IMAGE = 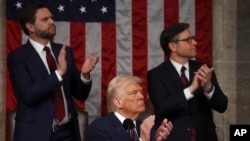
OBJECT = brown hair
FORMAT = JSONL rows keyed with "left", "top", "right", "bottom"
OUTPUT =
{"left": 19, "top": 3, "right": 47, "bottom": 35}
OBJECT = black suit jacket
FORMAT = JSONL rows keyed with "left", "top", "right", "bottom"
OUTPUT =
{"left": 7, "top": 40, "right": 92, "bottom": 141}
{"left": 147, "top": 60, "right": 228, "bottom": 141}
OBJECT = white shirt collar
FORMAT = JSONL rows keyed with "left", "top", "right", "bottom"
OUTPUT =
{"left": 29, "top": 38, "right": 52, "bottom": 54}
{"left": 114, "top": 112, "right": 136, "bottom": 126}
{"left": 170, "top": 59, "right": 189, "bottom": 76}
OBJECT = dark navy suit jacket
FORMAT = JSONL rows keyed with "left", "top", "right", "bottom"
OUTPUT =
{"left": 7, "top": 41, "right": 92, "bottom": 141}
{"left": 147, "top": 60, "right": 228, "bottom": 141}
{"left": 86, "top": 112, "right": 144, "bottom": 141}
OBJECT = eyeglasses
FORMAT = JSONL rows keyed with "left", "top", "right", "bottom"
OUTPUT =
{"left": 172, "top": 36, "right": 196, "bottom": 43}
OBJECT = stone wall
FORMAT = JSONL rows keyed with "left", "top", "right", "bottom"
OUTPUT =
{"left": 236, "top": 0, "right": 250, "bottom": 124}
{"left": 213, "top": 0, "right": 237, "bottom": 140}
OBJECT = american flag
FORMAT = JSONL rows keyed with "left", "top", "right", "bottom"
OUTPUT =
{"left": 6, "top": 0, "right": 212, "bottom": 125}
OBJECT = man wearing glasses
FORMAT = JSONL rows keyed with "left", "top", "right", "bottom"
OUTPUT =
{"left": 147, "top": 23, "right": 228, "bottom": 141}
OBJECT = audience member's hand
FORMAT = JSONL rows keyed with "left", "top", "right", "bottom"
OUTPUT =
{"left": 81, "top": 52, "right": 99, "bottom": 79}
{"left": 188, "top": 71, "right": 200, "bottom": 94}
{"left": 155, "top": 118, "right": 173, "bottom": 141}
{"left": 140, "top": 115, "right": 155, "bottom": 141}
{"left": 196, "top": 64, "right": 214, "bottom": 90}
{"left": 57, "top": 44, "right": 67, "bottom": 75}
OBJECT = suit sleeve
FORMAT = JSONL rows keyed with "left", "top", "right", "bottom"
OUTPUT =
{"left": 208, "top": 71, "right": 228, "bottom": 113}
{"left": 86, "top": 126, "right": 111, "bottom": 141}
{"left": 7, "top": 50, "right": 61, "bottom": 106}
{"left": 64, "top": 47, "right": 91, "bottom": 101}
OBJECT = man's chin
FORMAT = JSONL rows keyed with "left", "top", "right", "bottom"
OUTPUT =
{"left": 139, "top": 107, "right": 146, "bottom": 112}
{"left": 44, "top": 34, "right": 56, "bottom": 39}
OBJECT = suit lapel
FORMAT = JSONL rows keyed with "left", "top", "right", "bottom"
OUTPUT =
{"left": 50, "top": 43, "right": 61, "bottom": 63}
{"left": 109, "top": 113, "right": 133, "bottom": 141}
{"left": 25, "top": 41, "right": 49, "bottom": 77}
{"left": 163, "top": 60, "right": 184, "bottom": 88}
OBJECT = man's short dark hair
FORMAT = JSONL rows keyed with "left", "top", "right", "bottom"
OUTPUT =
{"left": 160, "top": 23, "right": 190, "bottom": 57}
{"left": 19, "top": 3, "right": 47, "bottom": 35}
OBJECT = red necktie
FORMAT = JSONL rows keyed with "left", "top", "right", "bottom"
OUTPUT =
{"left": 44, "top": 46, "right": 65, "bottom": 122}
{"left": 191, "top": 128, "right": 196, "bottom": 141}
{"left": 181, "top": 66, "right": 189, "bottom": 87}
{"left": 129, "top": 127, "right": 138, "bottom": 141}
{"left": 181, "top": 66, "right": 196, "bottom": 140}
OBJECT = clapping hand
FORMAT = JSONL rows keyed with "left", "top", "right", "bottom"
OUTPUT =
{"left": 81, "top": 52, "right": 99, "bottom": 79}
{"left": 155, "top": 118, "right": 173, "bottom": 141}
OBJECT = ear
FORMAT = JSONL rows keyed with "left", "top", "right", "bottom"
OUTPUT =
{"left": 168, "top": 42, "right": 177, "bottom": 52}
{"left": 113, "top": 98, "right": 123, "bottom": 109}
{"left": 26, "top": 22, "right": 35, "bottom": 33}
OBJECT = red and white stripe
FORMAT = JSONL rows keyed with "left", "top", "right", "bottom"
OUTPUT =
{"left": 6, "top": 0, "right": 212, "bottom": 123}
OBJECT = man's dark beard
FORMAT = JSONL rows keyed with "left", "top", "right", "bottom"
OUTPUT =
{"left": 36, "top": 29, "right": 56, "bottom": 39}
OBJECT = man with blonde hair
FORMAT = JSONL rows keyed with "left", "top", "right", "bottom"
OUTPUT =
{"left": 86, "top": 75, "right": 173, "bottom": 141}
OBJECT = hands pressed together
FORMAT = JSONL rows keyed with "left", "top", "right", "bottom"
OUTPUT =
{"left": 189, "top": 64, "right": 215, "bottom": 93}
{"left": 57, "top": 44, "right": 99, "bottom": 78}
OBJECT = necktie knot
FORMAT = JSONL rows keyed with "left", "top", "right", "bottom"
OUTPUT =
{"left": 181, "top": 66, "right": 186, "bottom": 73}
{"left": 44, "top": 46, "right": 50, "bottom": 52}
{"left": 44, "top": 46, "right": 57, "bottom": 72}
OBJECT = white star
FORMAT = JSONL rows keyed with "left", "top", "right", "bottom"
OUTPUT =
{"left": 15, "top": 1, "right": 22, "bottom": 9}
{"left": 57, "top": 4, "right": 65, "bottom": 12}
{"left": 100, "top": 6, "right": 108, "bottom": 14}
{"left": 79, "top": 6, "right": 86, "bottom": 13}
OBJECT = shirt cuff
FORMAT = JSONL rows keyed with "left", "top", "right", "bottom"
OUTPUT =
{"left": 55, "top": 70, "right": 63, "bottom": 82}
{"left": 80, "top": 74, "right": 91, "bottom": 84}
{"left": 184, "top": 88, "right": 194, "bottom": 100}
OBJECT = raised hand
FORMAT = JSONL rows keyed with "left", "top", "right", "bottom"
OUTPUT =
{"left": 57, "top": 44, "right": 67, "bottom": 76}
{"left": 188, "top": 64, "right": 214, "bottom": 94}
{"left": 188, "top": 71, "right": 200, "bottom": 94}
{"left": 140, "top": 115, "right": 155, "bottom": 141}
{"left": 155, "top": 118, "right": 173, "bottom": 141}
{"left": 81, "top": 52, "right": 99, "bottom": 79}
{"left": 196, "top": 64, "right": 214, "bottom": 90}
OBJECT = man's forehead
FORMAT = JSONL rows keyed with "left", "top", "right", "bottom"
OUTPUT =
{"left": 35, "top": 8, "right": 52, "bottom": 17}
{"left": 125, "top": 83, "right": 141, "bottom": 89}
